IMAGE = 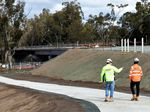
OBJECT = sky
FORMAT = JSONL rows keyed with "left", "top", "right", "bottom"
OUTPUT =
{"left": 23, "top": 0, "right": 143, "bottom": 20}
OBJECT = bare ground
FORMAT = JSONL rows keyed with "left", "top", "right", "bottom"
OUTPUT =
{"left": 0, "top": 73, "right": 102, "bottom": 112}
{"left": 0, "top": 83, "right": 85, "bottom": 112}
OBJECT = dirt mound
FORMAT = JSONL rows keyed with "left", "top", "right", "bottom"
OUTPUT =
{"left": 32, "top": 49, "right": 150, "bottom": 91}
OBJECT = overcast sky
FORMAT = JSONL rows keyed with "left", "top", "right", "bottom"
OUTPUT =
{"left": 24, "top": 0, "right": 144, "bottom": 20}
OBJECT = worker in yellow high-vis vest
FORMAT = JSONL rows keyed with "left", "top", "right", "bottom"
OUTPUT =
{"left": 100, "top": 58, "right": 123, "bottom": 102}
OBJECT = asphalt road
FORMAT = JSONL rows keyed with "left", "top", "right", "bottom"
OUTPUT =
{"left": 0, "top": 76, "right": 149, "bottom": 112}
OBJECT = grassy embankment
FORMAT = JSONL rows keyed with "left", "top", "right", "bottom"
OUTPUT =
{"left": 32, "top": 49, "right": 150, "bottom": 91}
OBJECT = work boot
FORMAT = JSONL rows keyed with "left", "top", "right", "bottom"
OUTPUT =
{"left": 104, "top": 97, "right": 109, "bottom": 102}
{"left": 131, "top": 94, "right": 136, "bottom": 101}
{"left": 135, "top": 96, "right": 139, "bottom": 101}
{"left": 109, "top": 97, "right": 114, "bottom": 102}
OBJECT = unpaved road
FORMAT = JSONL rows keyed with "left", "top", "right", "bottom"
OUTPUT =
{"left": 0, "top": 76, "right": 149, "bottom": 112}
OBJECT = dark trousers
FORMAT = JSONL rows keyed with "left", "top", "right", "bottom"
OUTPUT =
{"left": 130, "top": 81, "right": 140, "bottom": 96}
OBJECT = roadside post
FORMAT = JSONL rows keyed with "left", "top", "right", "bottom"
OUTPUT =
{"left": 124, "top": 39, "right": 126, "bottom": 52}
{"left": 127, "top": 38, "right": 129, "bottom": 52}
{"left": 121, "top": 39, "right": 123, "bottom": 52}
{"left": 134, "top": 38, "right": 136, "bottom": 52}
{"left": 142, "top": 38, "right": 144, "bottom": 53}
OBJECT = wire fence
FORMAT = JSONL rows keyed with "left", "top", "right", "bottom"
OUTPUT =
{"left": 1, "top": 62, "right": 42, "bottom": 70}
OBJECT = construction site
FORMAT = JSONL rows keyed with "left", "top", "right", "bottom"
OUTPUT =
{"left": 0, "top": 49, "right": 150, "bottom": 112}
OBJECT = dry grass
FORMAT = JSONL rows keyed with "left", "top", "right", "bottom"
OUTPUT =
{"left": 32, "top": 49, "right": 150, "bottom": 91}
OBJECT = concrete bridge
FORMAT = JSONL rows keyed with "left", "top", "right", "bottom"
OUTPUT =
{"left": 13, "top": 47, "right": 70, "bottom": 62}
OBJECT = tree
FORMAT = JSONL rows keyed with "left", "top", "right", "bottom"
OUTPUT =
{"left": 20, "top": 0, "right": 84, "bottom": 46}
{"left": 61, "top": 0, "right": 84, "bottom": 43}
{"left": 120, "top": 1, "right": 150, "bottom": 43}
{"left": 0, "top": 0, "right": 25, "bottom": 68}
{"left": 107, "top": 3, "right": 128, "bottom": 44}
{"left": 19, "top": 9, "right": 56, "bottom": 46}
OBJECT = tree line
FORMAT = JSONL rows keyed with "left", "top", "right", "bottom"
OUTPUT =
{"left": 0, "top": 0, "right": 150, "bottom": 65}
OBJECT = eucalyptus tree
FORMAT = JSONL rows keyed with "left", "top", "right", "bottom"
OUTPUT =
{"left": 21, "top": 0, "right": 84, "bottom": 46}
{"left": 120, "top": 1, "right": 150, "bottom": 43}
{"left": 61, "top": 0, "right": 84, "bottom": 43}
{"left": 53, "top": 11, "right": 66, "bottom": 45}
{"left": 96, "top": 13, "right": 110, "bottom": 43}
{"left": 19, "top": 9, "right": 56, "bottom": 46}
{"left": 0, "top": 0, "right": 25, "bottom": 67}
{"left": 138, "top": 0, "right": 150, "bottom": 43}
{"left": 33, "top": 9, "right": 54, "bottom": 45}
{"left": 80, "top": 22, "right": 96, "bottom": 43}
{"left": 107, "top": 3, "right": 128, "bottom": 44}
{"left": 81, "top": 15, "right": 97, "bottom": 43}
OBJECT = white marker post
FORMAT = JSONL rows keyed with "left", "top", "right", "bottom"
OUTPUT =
{"left": 121, "top": 39, "right": 123, "bottom": 52}
{"left": 124, "top": 39, "right": 126, "bottom": 52}
{"left": 142, "top": 38, "right": 144, "bottom": 53}
{"left": 134, "top": 38, "right": 136, "bottom": 52}
{"left": 127, "top": 38, "right": 129, "bottom": 52}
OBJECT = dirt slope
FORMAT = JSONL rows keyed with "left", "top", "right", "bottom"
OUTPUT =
{"left": 32, "top": 49, "right": 150, "bottom": 91}
{"left": 0, "top": 84, "right": 87, "bottom": 112}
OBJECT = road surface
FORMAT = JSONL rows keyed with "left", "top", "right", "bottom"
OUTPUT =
{"left": 0, "top": 76, "right": 149, "bottom": 112}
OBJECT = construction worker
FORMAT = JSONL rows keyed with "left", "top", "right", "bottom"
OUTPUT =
{"left": 100, "top": 58, "right": 123, "bottom": 102}
{"left": 129, "top": 58, "right": 143, "bottom": 101}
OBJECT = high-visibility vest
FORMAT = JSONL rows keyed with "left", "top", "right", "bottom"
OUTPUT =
{"left": 101, "top": 64, "right": 123, "bottom": 82}
{"left": 129, "top": 64, "right": 143, "bottom": 82}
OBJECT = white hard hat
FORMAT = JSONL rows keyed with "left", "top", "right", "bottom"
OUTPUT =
{"left": 134, "top": 58, "right": 139, "bottom": 62}
{"left": 106, "top": 58, "right": 112, "bottom": 63}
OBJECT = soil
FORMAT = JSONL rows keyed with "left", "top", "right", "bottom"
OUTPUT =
{"left": 0, "top": 73, "right": 101, "bottom": 112}
{"left": 0, "top": 84, "right": 87, "bottom": 112}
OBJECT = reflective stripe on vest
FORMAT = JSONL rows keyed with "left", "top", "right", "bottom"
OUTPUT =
{"left": 130, "top": 74, "right": 142, "bottom": 76}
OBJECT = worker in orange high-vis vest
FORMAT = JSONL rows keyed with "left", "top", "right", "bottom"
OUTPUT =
{"left": 129, "top": 58, "right": 143, "bottom": 101}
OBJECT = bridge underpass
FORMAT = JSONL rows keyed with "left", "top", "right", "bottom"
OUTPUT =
{"left": 13, "top": 47, "right": 68, "bottom": 62}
